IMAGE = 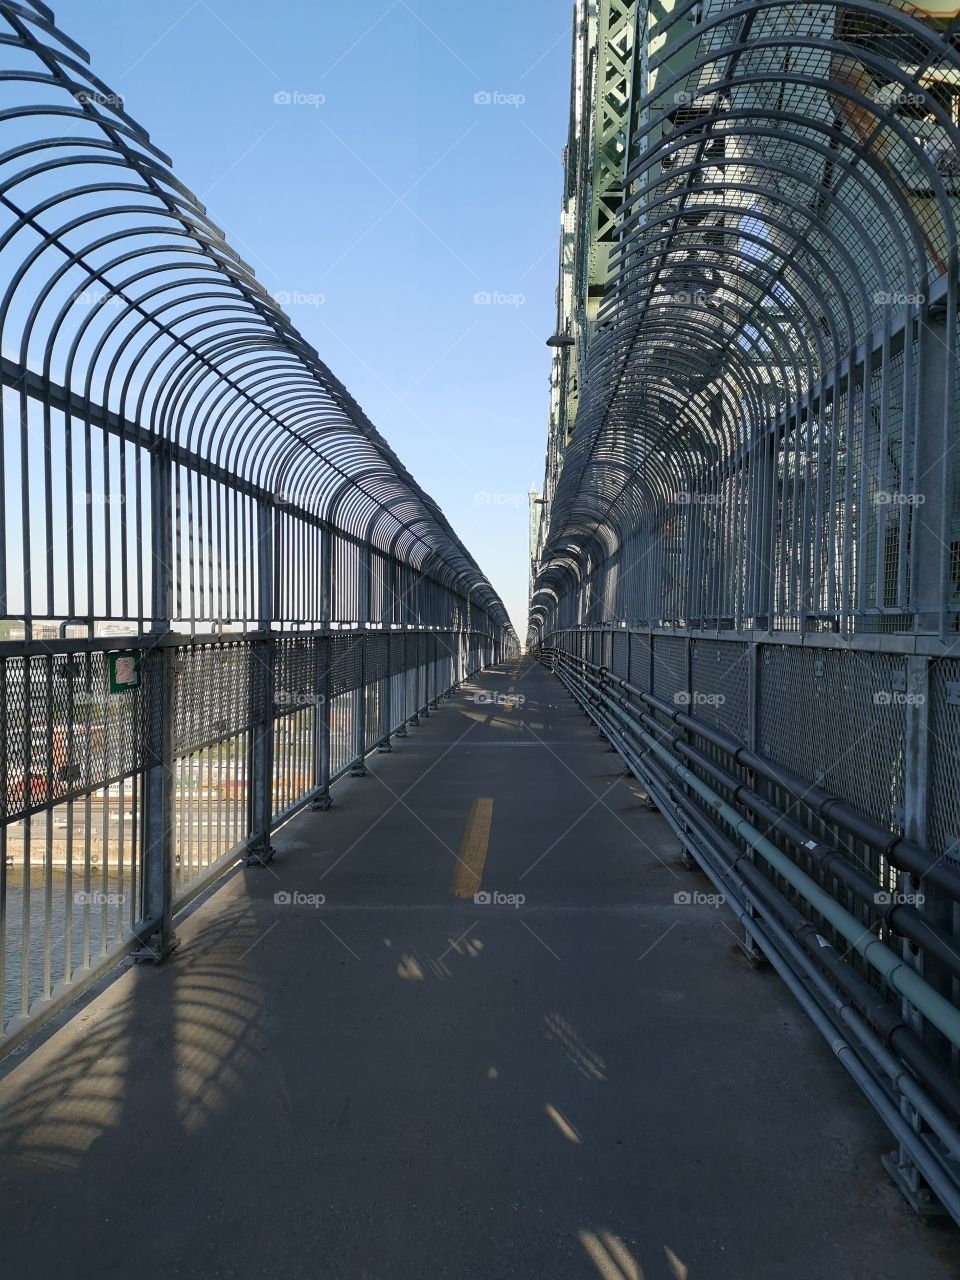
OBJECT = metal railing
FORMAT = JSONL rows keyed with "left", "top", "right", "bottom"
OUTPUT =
{"left": 540, "top": 629, "right": 960, "bottom": 1220}
{"left": 532, "top": 1, "right": 960, "bottom": 640}
{"left": 531, "top": 0, "right": 960, "bottom": 1220}
{"left": 0, "top": 2, "right": 517, "bottom": 1055}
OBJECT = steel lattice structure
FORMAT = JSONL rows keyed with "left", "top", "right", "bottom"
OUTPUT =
{"left": 0, "top": 0, "right": 516, "bottom": 1055}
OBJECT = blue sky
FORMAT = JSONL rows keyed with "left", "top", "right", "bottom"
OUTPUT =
{"left": 58, "top": 0, "right": 570, "bottom": 635}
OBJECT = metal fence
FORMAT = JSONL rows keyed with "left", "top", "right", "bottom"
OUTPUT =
{"left": 531, "top": 0, "right": 960, "bottom": 1222}
{"left": 0, "top": 3, "right": 516, "bottom": 1055}
{"left": 532, "top": 0, "right": 960, "bottom": 641}
{"left": 541, "top": 627, "right": 960, "bottom": 1218}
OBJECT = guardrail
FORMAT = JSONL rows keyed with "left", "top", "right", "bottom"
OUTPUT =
{"left": 539, "top": 628, "right": 960, "bottom": 1223}
{"left": 0, "top": 3, "right": 517, "bottom": 1056}
{"left": 528, "top": 0, "right": 960, "bottom": 1219}
{"left": 0, "top": 628, "right": 497, "bottom": 1056}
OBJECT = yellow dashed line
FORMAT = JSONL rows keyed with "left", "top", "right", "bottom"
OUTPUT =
{"left": 449, "top": 798, "right": 494, "bottom": 899}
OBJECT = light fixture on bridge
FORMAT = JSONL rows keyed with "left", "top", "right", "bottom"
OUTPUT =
{"left": 546, "top": 334, "right": 575, "bottom": 347}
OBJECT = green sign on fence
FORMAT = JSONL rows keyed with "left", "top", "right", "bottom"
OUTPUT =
{"left": 108, "top": 650, "right": 142, "bottom": 693}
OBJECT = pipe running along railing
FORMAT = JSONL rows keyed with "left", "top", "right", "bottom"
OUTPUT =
{"left": 0, "top": 0, "right": 518, "bottom": 1056}
{"left": 543, "top": 638, "right": 960, "bottom": 1221}
{"left": 530, "top": 0, "right": 960, "bottom": 1220}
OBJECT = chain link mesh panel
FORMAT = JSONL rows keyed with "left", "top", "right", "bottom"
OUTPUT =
{"left": 364, "top": 634, "right": 390, "bottom": 684}
{"left": 609, "top": 632, "right": 629, "bottom": 679}
{"left": 388, "top": 633, "right": 405, "bottom": 677}
{"left": 690, "top": 640, "right": 750, "bottom": 739}
{"left": 2, "top": 651, "right": 147, "bottom": 821}
{"left": 628, "top": 633, "right": 651, "bottom": 691}
{"left": 173, "top": 643, "right": 259, "bottom": 757}
{"left": 651, "top": 635, "right": 688, "bottom": 704}
{"left": 328, "top": 635, "right": 363, "bottom": 697}
{"left": 928, "top": 658, "right": 960, "bottom": 861}
{"left": 274, "top": 636, "right": 320, "bottom": 712}
{"left": 758, "top": 646, "right": 906, "bottom": 829}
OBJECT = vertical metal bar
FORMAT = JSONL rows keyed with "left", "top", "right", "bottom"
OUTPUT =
{"left": 136, "top": 442, "right": 178, "bottom": 961}
{"left": 97, "top": 783, "right": 107, "bottom": 954}
{"left": 138, "top": 645, "right": 178, "bottom": 961}
{"left": 378, "top": 632, "right": 393, "bottom": 752}
{"left": 246, "top": 499, "right": 276, "bottom": 864}
{"left": 747, "top": 642, "right": 760, "bottom": 754}
{"left": 205, "top": 685, "right": 215, "bottom": 866}
{"left": 240, "top": 490, "right": 250, "bottom": 629}
{"left": 395, "top": 629, "right": 409, "bottom": 739}
{"left": 420, "top": 630, "right": 431, "bottom": 718}
{"left": 872, "top": 324, "right": 893, "bottom": 612}
{"left": 313, "top": 528, "right": 333, "bottom": 809}
{"left": 42, "top": 657, "right": 52, "bottom": 999}
{"left": 102, "top": 420, "right": 113, "bottom": 620}
{"left": 63, "top": 792, "right": 73, "bottom": 985}
{"left": 912, "top": 311, "right": 952, "bottom": 635}
{"left": 410, "top": 631, "right": 422, "bottom": 726}
{"left": 809, "top": 389, "right": 828, "bottom": 623}
{"left": 351, "top": 634, "right": 368, "bottom": 776}
{"left": 748, "top": 435, "right": 776, "bottom": 629}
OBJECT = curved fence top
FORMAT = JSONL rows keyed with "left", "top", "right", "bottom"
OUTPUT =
{"left": 532, "top": 0, "right": 960, "bottom": 641}
{"left": 0, "top": 0, "right": 514, "bottom": 640}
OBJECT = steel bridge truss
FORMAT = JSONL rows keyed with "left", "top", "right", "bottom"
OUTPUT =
{"left": 0, "top": 1, "right": 517, "bottom": 1055}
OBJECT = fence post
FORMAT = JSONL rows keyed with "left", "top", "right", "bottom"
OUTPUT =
{"left": 738, "top": 637, "right": 765, "bottom": 963}
{"left": 312, "top": 634, "right": 333, "bottom": 809}
{"left": 417, "top": 631, "right": 429, "bottom": 719}
{"left": 747, "top": 642, "right": 761, "bottom": 753}
{"left": 350, "top": 633, "right": 368, "bottom": 776}
{"left": 357, "top": 543, "right": 371, "bottom": 625}
{"left": 378, "top": 632, "right": 393, "bottom": 751}
{"left": 912, "top": 311, "right": 952, "bottom": 637}
{"left": 246, "top": 499, "right": 276, "bottom": 864}
{"left": 444, "top": 631, "right": 454, "bottom": 697}
{"left": 430, "top": 633, "right": 440, "bottom": 709}
{"left": 136, "top": 443, "right": 179, "bottom": 961}
{"left": 312, "top": 526, "right": 333, "bottom": 809}
{"left": 395, "top": 631, "right": 409, "bottom": 738}
{"left": 353, "top": 546, "right": 371, "bottom": 771}
{"left": 747, "top": 435, "right": 776, "bottom": 628}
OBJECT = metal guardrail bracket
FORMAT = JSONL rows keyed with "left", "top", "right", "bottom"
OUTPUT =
{"left": 243, "top": 846, "right": 277, "bottom": 867}
{"left": 737, "top": 934, "right": 768, "bottom": 970}
{"left": 881, "top": 1152, "right": 950, "bottom": 1220}
{"left": 131, "top": 932, "right": 180, "bottom": 965}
